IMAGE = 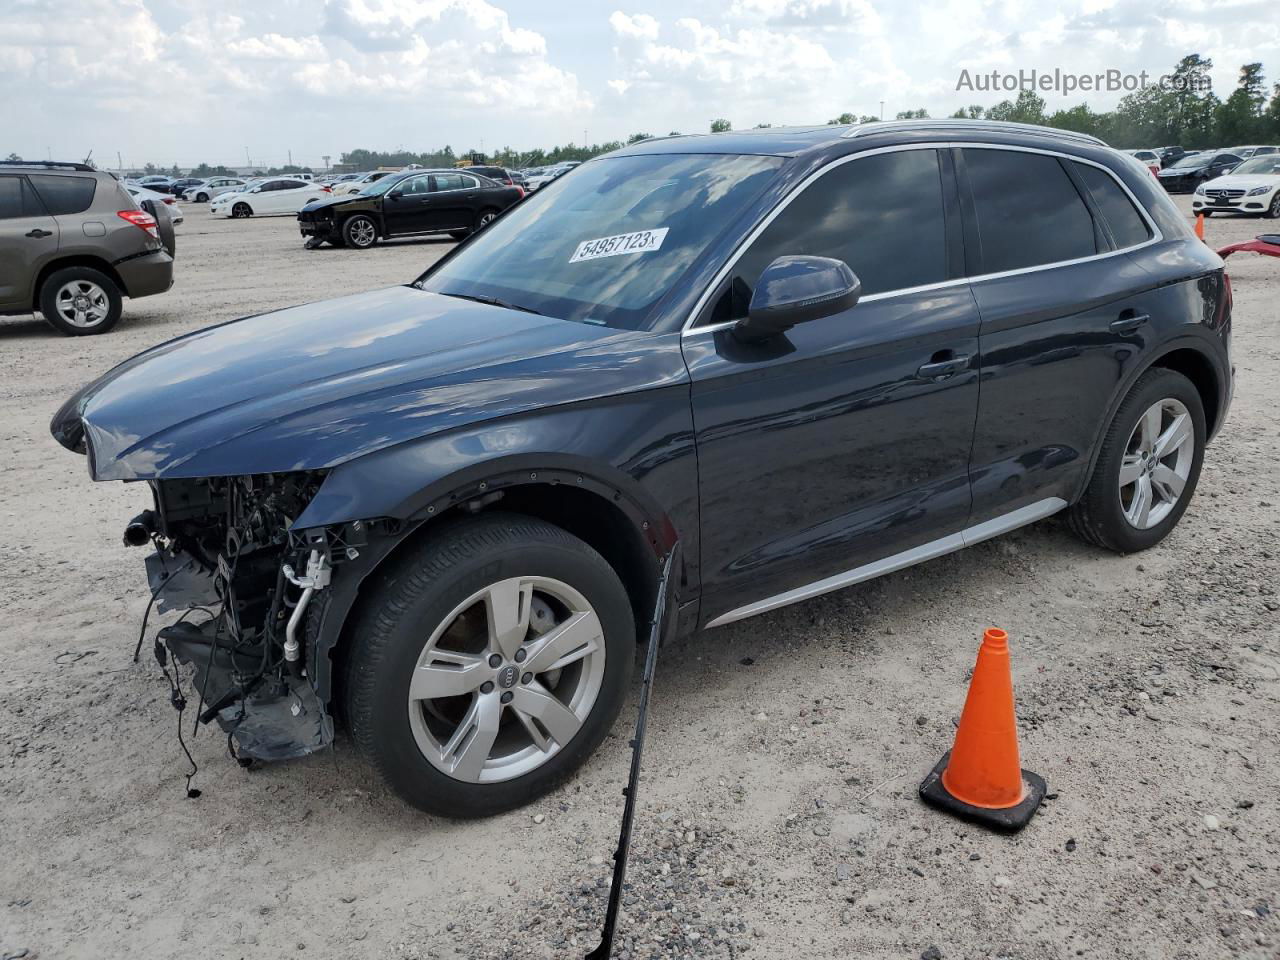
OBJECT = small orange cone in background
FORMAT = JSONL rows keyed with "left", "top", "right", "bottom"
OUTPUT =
{"left": 919, "top": 628, "right": 1046, "bottom": 832}
{"left": 1194, "top": 213, "right": 1206, "bottom": 241}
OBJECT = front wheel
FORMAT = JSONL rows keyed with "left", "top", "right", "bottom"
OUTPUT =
{"left": 1066, "top": 368, "right": 1205, "bottom": 553}
{"left": 232, "top": 202, "right": 252, "bottom": 218}
{"left": 342, "top": 215, "right": 378, "bottom": 249}
{"left": 344, "top": 513, "right": 635, "bottom": 817}
{"left": 196, "top": 192, "right": 209, "bottom": 203}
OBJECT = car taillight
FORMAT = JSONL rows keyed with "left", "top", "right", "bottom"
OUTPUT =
{"left": 163, "top": 197, "right": 175, "bottom": 204}
{"left": 516, "top": 186, "right": 526, "bottom": 198}
{"left": 118, "top": 209, "right": 159, "bottom": 238}
{"left": 322, "top": 185, "right": 332, "bottom": 192}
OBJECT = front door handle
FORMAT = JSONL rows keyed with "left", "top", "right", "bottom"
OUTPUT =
{"left": 26, "top": 228, "right": 53, "bottom": 239}
{"left": 1110, "top": 311, "right": 1150, "bottom": 334}
{"left": 916, "top": 352, "right": 972, "bottom": 381}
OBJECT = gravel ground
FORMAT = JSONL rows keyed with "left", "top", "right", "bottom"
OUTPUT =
{"left": 2, "top": 199, "right": 1277, "bottom": 960}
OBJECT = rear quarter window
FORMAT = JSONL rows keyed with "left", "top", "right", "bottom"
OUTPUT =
{"left": 1073, "top": 163, "right": 1152, "bottom": 250}
{"left": 28, "top": 175, "right": 97, "bottom": 216}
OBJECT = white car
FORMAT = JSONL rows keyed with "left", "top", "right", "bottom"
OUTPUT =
{"left": 1192, "top": 155, "right": 1280, "bottom": 218}
{"left": 331, "top": 170, "right": 398, "bottom": 195}
{"left": 525, "top": 162, "right": 580, "bottom": 191}
{"left": 181, "top": 177, "right": 248, "bottom": 202}
{"left": 209, "top": 177, "right": 330, "bottom": 219}
{"left": 124, "top": 184, "right": 184, "bottom": 224}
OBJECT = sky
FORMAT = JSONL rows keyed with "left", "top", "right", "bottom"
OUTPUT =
{"left": 2, "top": 0, "right": 1278, "bottom": 170}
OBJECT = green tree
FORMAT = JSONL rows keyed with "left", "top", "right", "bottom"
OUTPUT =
{"left": 1167, "top": 54, "right": 1218, "bottom": 145}
{"left": 895, "top": 108, "right": 929, "bottom": 120}
{"left": 709, "top": 118, "right": 732, "bottom": 133}
{"left": 1216, "top": 63, "right": 1267, "bottom": 144}
{"left": 626, "top": 132, "right": 653, "bottom": 144}
{"left": 1265, "top": 83, "right": 1280, "bottom": 140}
{"left": 950, "top": 105, "right": 985, "bottom": 119}
{"left": 4, "top": 152, "right": 20, "bottom": 161}
{"left": 827, "top": 111, "right": 857, "bottom": 125}
{"left": 986, "top": 90, "right": 1046, "bottom": 124}
{"left": 754, "top": 122, "right": 772, "bottom": 128}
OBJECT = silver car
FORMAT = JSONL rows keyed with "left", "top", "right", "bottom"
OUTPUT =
{"left": 181, "top": 177, "right": 248, "bottom": 203}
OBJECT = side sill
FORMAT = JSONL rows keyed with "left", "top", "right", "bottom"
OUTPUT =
{"left": 704, "top": 497, "right": 1068, "bottom": 629}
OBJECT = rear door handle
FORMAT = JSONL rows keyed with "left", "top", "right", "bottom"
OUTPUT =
{"left": 26, "top": 228, "right": 53, "bottom": 239}
{"left": 916, "top": 352, "right": 972, "bottom": 381}
{"left": 1110, "top": 312, "right": 1150, "bottom": 334}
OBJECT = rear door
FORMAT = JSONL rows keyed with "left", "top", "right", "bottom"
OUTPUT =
{"left": 959, "top": 146, "right": 1160, "bottom": 525}
{"left": 0, "top": 174, "right": 58, "bottom": 310}
{"left": 685, "top": 147, "right": 982, "bottom": 625}
{"left": 428, "top": 173, "right": 480, "bottom": 230}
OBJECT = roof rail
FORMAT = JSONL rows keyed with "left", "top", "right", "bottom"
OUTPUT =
{"left": 0, "top": 160, "right": 98, "bottom": 172}
{"left": 840, "top": 118, "right": 1107, "bottom": 147}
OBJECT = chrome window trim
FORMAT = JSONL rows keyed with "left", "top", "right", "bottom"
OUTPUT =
{"left": 680, "top": 141, "right": 1163, "bottom": 337}
{"left": 704, "top": 497, "right": 1068, "bottom": 628}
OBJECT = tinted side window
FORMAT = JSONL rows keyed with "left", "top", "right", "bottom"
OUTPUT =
{"left": 1073, "top": 163, "right": 1151, "bottom": 250}
{"left": 0, "top": 176, "right": 39, "bottom": 219}
{"left": 28, "top": 175, "right": 97, "bottom": 216}
{"left": 733, "top": 148, "right": 948, "bottom": 299}
{"left": 434, "top": 174, "right": 466, "bottom": 191}
{"left": 963, "top": 149, "right": 1096, "bottom": 273}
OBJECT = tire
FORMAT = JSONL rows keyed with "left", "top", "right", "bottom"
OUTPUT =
{"left": 232, "top": 202, "right": 252, "bottom": 218}
{"left": 196, "top": 192, "right": 209, "bottom": 203}
{"left": 1266, "top": 193, "right": 1280, "bottom": 219}
{"left": 342, "top": 214, "right": 378, "bottom": 249}
{"left": 475, "top": 208, "right": 499, "bottom": 232}
{"left": 1066, "top": 368, "right": 1205, "bottom": 553}
{"left": 344, "top": 513, "right": 635, "bottom": 817}
{"left": 39, "top": 266, "right": 123, "bottom": 336}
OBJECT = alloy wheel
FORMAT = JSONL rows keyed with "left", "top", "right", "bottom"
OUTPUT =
{"left": 54, "top": 280, "right": 109, "bottom": 329}
{"left": 349, "top": 218, "right": 376, "bottom": 247}
{"left": 478, "top": 211, "right": 497, "bottom": 229}
{"left": 1269, "top": 193, "right": 1280, "bottom": 219}
{"left": 1118, "top": 397, "right": 1194, "bottom": 529}
{"left": 407, "top": 576, "right": 605, "bottom": 783}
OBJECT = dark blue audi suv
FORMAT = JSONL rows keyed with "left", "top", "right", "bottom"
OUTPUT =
{"left": 52, "top": 120, "right": 1233, "bottom": 817}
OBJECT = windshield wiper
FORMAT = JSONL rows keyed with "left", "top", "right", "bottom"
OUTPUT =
{"left": 441, "top": 292, "right": 544, "bottom": 316}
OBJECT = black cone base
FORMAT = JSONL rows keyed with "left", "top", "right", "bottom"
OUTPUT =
{"left": 919, "top": 750, "right": 1046, "bottom": 833}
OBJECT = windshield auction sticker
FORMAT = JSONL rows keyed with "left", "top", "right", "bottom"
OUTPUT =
{"left": 569, "top": 228, "right": 669, "bottom": 263}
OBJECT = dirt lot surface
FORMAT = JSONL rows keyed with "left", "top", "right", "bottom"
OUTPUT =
{"left": 2, "top": 199, "right": 1278, "bottom": 960}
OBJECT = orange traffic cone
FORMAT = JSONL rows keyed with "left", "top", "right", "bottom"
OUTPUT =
{"left": 919, "top": 628, "right": 1046, "bottom": 832}
{"left": 1194, "top": 213, "right": 1205, "bottom": 241}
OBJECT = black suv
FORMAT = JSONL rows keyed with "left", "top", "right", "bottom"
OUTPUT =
{"left": 297, "top": 168, "right": 523, "bottom": 248}
{"left": 1, "top": 162, "right": 175, "bottom": 335}
{"left": 53, "top": 122, "right": 1231, "bottom": 816}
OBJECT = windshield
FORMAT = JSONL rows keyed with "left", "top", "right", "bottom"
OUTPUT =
{"left": 1171, "top": 155, "right": 1208, "bottom": 169}
{"left": 417, "top": 153, "right": 782, "bottom": 329}
{"left": 361, "top": 174, "right": 404, "bottom": 196}
{"left": 1233, "top": 156, "right": 1280, "bottom": 176}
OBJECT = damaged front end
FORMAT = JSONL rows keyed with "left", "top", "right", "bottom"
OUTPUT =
{"left": 137, "top": 471, "right": 364, "bottom": 761}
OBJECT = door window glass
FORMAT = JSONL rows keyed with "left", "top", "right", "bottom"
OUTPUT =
{"left": 963, "top": 149, "right": 1096, "bottom": 273}
{"left": 730, "top": 148, "right": 948, "bottom": 303}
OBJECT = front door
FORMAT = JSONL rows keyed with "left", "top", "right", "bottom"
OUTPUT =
{"left": 684, "top": 147, "right": 982, "bottom": 626}
{"left": 0, "top": 174, "right": 58, "bottom": 310}
{"left": 382, "top": 174, "right": 436, "bottom": 236}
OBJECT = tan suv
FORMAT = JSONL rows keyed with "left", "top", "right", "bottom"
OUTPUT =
{"left": 0, "top": 161, "right": 175, "bottom": 335}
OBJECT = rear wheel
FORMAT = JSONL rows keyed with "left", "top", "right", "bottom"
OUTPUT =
{"left": 39, "top": 267, "right": 122, "bottom": 336}
{"left": 1067, "top": 368, "right": 1205, "bottom": 553}
{"left": 343, "top": 215, "right": 378, "bottom": 249}
{"left": 476, "top": 208, "right": 499, "bottom": 231}
{"left": 196, "top": 192, "right": 209, "bottom": 203}
{"left": 344, "top": 513, "right": 634, "bottom": 817}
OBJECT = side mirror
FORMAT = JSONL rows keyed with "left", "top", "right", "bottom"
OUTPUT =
{"left": 733, "top": 256, "right": 862, "bottom": 343}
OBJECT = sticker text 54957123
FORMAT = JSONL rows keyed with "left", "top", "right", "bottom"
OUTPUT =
{"left": 569, "top": 228, "right": 669, "bottom": 264}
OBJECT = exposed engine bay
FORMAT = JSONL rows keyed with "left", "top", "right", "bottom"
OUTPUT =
{"left": 133, "top": 471, "right": 365, "bottom": 763}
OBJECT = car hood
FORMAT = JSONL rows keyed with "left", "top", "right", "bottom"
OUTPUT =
{"left": 1202, "top": 174, "right": 1279, "bottom": 190}
{"left": 301, "top": 194, "right": 366, "bottom": 213}
{"left": 51, "top": 286, "right": 681, "bottom": 481}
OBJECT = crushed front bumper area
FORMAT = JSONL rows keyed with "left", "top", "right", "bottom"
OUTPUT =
{"left": 158, "top": 618, "right": 332, "bottom": 760}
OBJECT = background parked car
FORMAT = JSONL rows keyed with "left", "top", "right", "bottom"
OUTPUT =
{"left": 0, "top": 160, "right": 174, "bottom": 335}
{"left": 1124, "top": 149, "right": 1161, "bottom": 176}
{"left": 297, "top": 168, "right": 522, "bottom": 248}
{"left": 525, "top": 163, "right": 579, "bottom": 190}
{"left": 331, "top": 170, "right": 398, "bottom": 195}
{"left": 130, "top": 174, "right": 176, "bottom": 193}
{"left": 124, "top": 184, "right": 184, "bottom": 224}
{"left": 462, "top": 165, "right": 523, "bottom": 189}
{"left": 167, "top": 177, "right": 203, "bottom": 197}
{"left": 1157, "top": 146, "right": 1187, "bottom": 168}
{"left": 1156, "top": 151, "right": 1242, "bottom": 193}
{"left": 210, "top": 177, "right": 329, "bottom": 218}
{"left": 180, "top": 177, "right": 248, "bottom": 202}
{"left": 1192, "top": 154, "right": 1280, "bottom": 218}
